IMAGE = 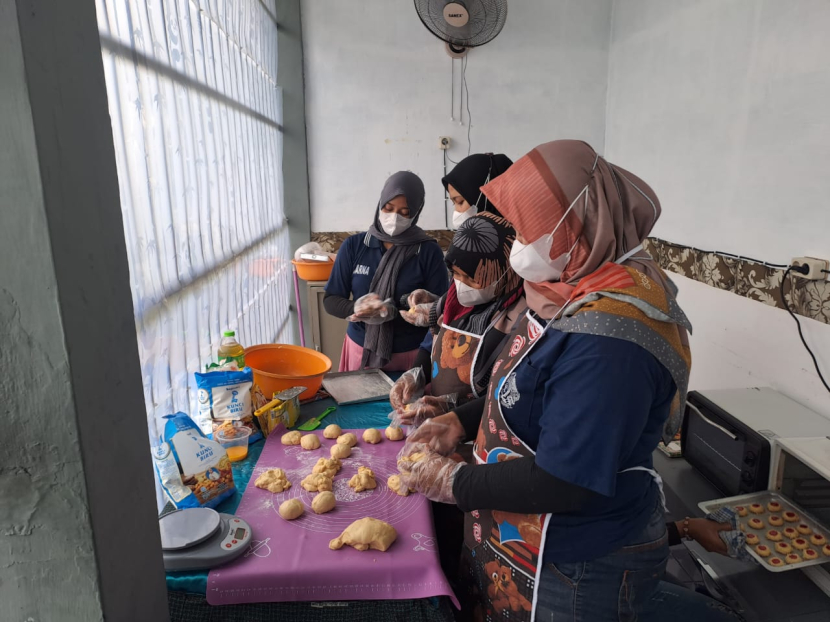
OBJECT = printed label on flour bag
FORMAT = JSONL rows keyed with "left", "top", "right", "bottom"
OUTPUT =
{"left": 195, "top": 367, "right": 261, "bottom": 443}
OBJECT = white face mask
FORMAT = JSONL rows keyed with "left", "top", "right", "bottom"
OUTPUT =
{"left": 508, "top": 184, "right": 589, "bottom": 283}
{"left": 455, "top": 279, "right": 497, "bottom": 307}
{"left": 379, "top": 211, "right": 412, "bottom": 237}
{"left": 452, "top": 206, "right": 477, "bottom": 229}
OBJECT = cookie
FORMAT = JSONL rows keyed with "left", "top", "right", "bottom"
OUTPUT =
{"left": 755, "top": 544, "right": 771, "bottom": 557}
{"left": 804, "top": 548, "right": 819, "bottom": 560}
{"left": 768, "top": 501, "right": 783, "bottom": 512}
{"left": 735, "top": 506, "right": 748, "bottom": 517}
{"left": 811, "top": 534, "right": 827, "bottom": 546}
{"left": 775, "top": 542, "right": 792, "bottom": 555}
{"left": 797, "top": 523, "right": 813, "bottom": 535}
{"left": 823, "top": 544, "right": 830, "bottom": 557}
{"left": 766, "top": 530, "right": 782, "bottom": 541}
{"left": 749, "top": 503, "right": 765, "bottom": 514}
{"left": 745, "top": 533, "right": 760, "bottom": 545}
{"left": 748, "top": 518, "right": 764, "bottom": 530}
{"left": 768, "top": 515, "right": 783, "bottom": 526}
{"left": 786, "top": 553, "right": 802, "bottom": 565}
{"left": 793, "top": 538, "right": 809, "bottom": 550}
{"left": 768, "top": 557, "right": 784, "bottom": 567}
{"left": 783, "top": 511, "right": 799, "bottom": 523}
{"left": 784, "top": 527, "right": 799, "bottom": 540}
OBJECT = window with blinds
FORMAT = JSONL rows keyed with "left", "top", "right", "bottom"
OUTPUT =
{"left": 95, "top": 0, "right": 291, "bottom": 470}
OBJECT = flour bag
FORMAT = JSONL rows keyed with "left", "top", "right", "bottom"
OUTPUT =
{"left": 153, "top": 412, "right": 236, "bottom": 509}
{"left": 195, "top": 367, "right": 261, "bottom": 443}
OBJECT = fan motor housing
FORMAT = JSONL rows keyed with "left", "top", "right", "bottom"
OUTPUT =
{"left": 443, "top": 2, "right": 470, "bottom": 27}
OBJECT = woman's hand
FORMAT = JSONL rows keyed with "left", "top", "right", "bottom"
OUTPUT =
{"left": 389, "top": 368, "right": 426, "bottom": 411}
{"left": 348, "top": 293, "right": 396, "bottom": 324}
{"left": 400, "top": 303, "right": 431, "bottom": 327}
{"left": 404, "top": 413, "right": 466, "bottom": 456}
{"left": 407, "top": 289, "right": 439, "bottom": 307}
{"left": 682, "top": 518, "right": 730, "bottom": 555}
{"left": 393, "top": 395, "right": 457, "bottom": 426}
{"left": 397, "top": 444, "right": 463, "bottom": 504}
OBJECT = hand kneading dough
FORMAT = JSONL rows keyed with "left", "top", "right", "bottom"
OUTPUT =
{"left": 387, "top": 474, "right": 411, "bottom": 497}
{"left": 312, "top": 491, "right": 336, "bottom": 514}
{"left": 323, "top": 424, "right": 342, "bottom": 439}
{"left": 301, "top": 472, "right": 333, "bottom": 492}
{"left": 330, "top": 443, "right": 351, "bottom": 459}
{"left": 279, "top": 498, "right": 304, "bottom": 520}
{"left": 336, "top": 432, "right": 358, "bottom": 448}
{"left": 254, "top": 468, "right": 291, "bottom": 493}
{"left": 281, "top": 430, "right": 302, "bottom": 445}
{"left": 363, "top": 428, "right": 382, "bottom": 444}
{"left": 329, "top": 517, "right": 397, "bottom": 552}
{"left": 348, "top": 466, "right": 377, "bottom": 492}
{"left": 385, "top": 426, "right": 404, "bottom": 441}
{"left": 300, "top": 434, "right": 321, "bottom": 450}
{"left": 398, "top": 452, "right": 426, "bottom": 474}
{"left": 312, "top": 457, "right": 341, "bottom": 478}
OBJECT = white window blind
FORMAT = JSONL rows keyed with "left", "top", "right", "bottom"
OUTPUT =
{"left": 96, "top": 0, "right": 291, "bottom": 464}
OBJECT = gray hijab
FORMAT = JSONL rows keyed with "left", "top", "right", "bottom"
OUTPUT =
{"left": 362, "top": 171, "right": 434, "bottom": 369}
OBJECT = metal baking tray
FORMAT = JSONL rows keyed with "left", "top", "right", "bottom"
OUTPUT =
{"left": 699, "top": 491, "right": 830, "bottom": 572}
{"left": 321, "top": 369, "right": 394, "bottom": 405}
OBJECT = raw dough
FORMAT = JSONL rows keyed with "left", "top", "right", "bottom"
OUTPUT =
{"left": 254, "top": 468, "right": 291, "bottom": 493}
{"left": 387, "top": 474, "right": 412, "bottom": 497}
{"left": 301, "top": 472, "right": 333, "bottom": 492}
{"left": 301, "top": 434, "right": 321, "bottom": 450}
{"left": 312, "top": 457, "right": 341, "bottom": 478}
{"left": 337, "top": 433, "right": 358, "bottom": 447}
{"left": 329, "top": 517, "right": 397, "bottom": 552}
{"left": 348, "top": 466, "right": 377, "bottom": 492}
{"left": 279, "top": 498, "right": 304, "bottom": 520}
{"left": 312, "top": 491, "right": 336, "bottom": 514}
{"left": 323, "top": 424, "right": 342, "bottom": 439}
{"left": 281, "top": 430, "right": 302, "bottom": 445}
{"left": 363, "top": 428, "right": 382, "bottom": 444}
{"left": 385, "top": 426, "right": 404, "bottom": 441}
{"left": 398, "top": 452, "right": 426, "bottom": 473}
{"left": 331, "top": 443, "right": 351, "bottom": 459}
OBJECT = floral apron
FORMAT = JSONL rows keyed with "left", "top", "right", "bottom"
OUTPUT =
{"left": 460, "top": 309, "right": 667, "bottom": 622}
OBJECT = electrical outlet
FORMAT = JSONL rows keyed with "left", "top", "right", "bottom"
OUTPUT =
{"left": 438, "top": 136, "right": 451, "bottom": 150}
{"left": 791, "top": 256, "right": 829, "bottom": 280}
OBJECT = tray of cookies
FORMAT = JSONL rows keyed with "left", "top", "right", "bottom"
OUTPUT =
{"left": 699, "top": 491, "right": 830, "bottom": 572}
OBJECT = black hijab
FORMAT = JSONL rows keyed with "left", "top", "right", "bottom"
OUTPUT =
{"left": 441, "top": 153, "right": 513, "bottom": 217}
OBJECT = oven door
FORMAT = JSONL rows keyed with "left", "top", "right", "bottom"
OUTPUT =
{"left": 681, "top": 392, "right": 771, "bottom": 496}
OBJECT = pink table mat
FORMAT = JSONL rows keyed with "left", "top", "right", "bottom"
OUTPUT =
{"left": 207, "top": 427, "right": 459, "bottom": 607}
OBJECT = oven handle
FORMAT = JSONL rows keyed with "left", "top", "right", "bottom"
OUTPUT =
{"left": 687, "top": 403, "right": 738, "bottom": 440}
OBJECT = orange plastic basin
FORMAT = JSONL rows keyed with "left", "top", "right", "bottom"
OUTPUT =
{"left": 291, "top": 258, "right": 334, "bottom": 282}
{"left": 245, "top": 344, "right": 332, "bottom": 402}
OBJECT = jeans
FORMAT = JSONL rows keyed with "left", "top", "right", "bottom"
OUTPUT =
{"left": 535, "top": 501, "right": 744, "bottom": 621}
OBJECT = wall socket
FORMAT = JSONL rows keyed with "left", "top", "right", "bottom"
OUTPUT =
{"left": 791, "top": 256, "right": 829, "bottom": 280}
{"left": 438, "top": 136, "right": 451, "bottom": 150}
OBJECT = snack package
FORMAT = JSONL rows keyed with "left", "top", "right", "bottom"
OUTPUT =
{"left": 195, "top": 367, "right": 261, "bottom": 443}
{"left": 153, "top": 412, "right": 236, "bottom": 509}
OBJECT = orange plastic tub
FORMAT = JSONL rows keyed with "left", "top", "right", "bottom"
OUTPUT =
{"left": 291, "top": 257, "right": 334, "bottom": 282}
{"left": 245, "top": 344, "right": 332, "bottom": 402}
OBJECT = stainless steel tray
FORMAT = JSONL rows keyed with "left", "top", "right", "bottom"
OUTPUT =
{"left": 699, "top": 491, "right": 830, "bottom": 572}
{"left": 321, "top": 369, "right": 394, "bottom": 405}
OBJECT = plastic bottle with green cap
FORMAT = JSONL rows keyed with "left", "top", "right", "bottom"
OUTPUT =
{"left": 217, "top": 330, "right": 246, "bottom": 369}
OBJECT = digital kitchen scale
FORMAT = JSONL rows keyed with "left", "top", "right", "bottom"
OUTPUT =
{"left": 159, "top": 507, "right": 252, "bottom": 572}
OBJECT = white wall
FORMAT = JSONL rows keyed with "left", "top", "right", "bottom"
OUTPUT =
{"left": 302, "top": 0, "right": 613, "bottom": 231}
{"left": 606, "top": 0, "right": 830, "bottom": 416}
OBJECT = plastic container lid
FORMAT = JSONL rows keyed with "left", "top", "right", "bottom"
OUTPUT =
{"left": 216, "top": 426, "right": 252, "bottom": 442}
{"left": 223, "top": 330, "right": 235, "bottom": 337}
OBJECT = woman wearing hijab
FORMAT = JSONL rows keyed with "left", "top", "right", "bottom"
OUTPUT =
{"left": 397, "top": 141, "right": 741, "bottom": 621}
{"left": 444, "top": 153, "right": 513, "bottom": 228}
{"left": 324, "top": 171, "right": 448, "bottom": 372}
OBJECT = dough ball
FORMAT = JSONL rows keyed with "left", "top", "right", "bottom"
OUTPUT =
{"left": 254, "top": 468, "right": 291, "bottom": 493}
{"left": 312, "top": 457, "right": 341, "bottom": 478}
{"left": 323, "top": 424, "right": 342, "bottom": 439}
{"left": 385, "top": 426, "right": 404, "bottom": 441}
{"left": 300, "top": 434, "right": 321, "bottom": 450}
{"left": 397, "top": 452, "right": 426, "bottom": 474}
{"left": 329, "top": 517, "right": 397, "bottom": 552}
{"left": 312, "top": 491, "right": 336, "bottom": 514}
{"left": 387, "top": 474, "right": 411, "bottom": 497}
{"left": 348, "top": 466, "right": 377, "bottom": 492}
{"left": 281, "top": 430, "right": 302, "bottom": 445}
{"left": 363, "top": 428, "right": 382, "bottom": 444}
{"left": 301, "top": 472, "right": 333, "bottom": 492}
{"left": 279, "top": 498, "right": 304, "bottom": 520}
{"left": 331, "top": 443, "right": 351, "bottom": 459}
{"left": 337, "top": 432, "right": 358, "bottom": 447}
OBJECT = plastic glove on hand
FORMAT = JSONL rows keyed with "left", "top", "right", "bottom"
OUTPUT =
{"left": 407, "top": 289, "right": 439, "bottom": 307}
{"left": 399, "top": 303, "right": 431, "bottom": 327}
{"left": 348, "top": 293, "right": 397, "bottom": 324}
{"left": 397, "top": 444, "right": 462, "bottom": 504}
{"left": 396, "top": 394, "right": 457, "bottom": 426}
{"left": 389, "top": 368, "right": 426, "bottom": 412}
{"left": 403, "top": 414, "right": 465, "bottom": 456}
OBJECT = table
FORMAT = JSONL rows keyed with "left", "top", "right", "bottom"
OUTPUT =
{"left": 656, "top": 451, "right": 830, "bottom": 622}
